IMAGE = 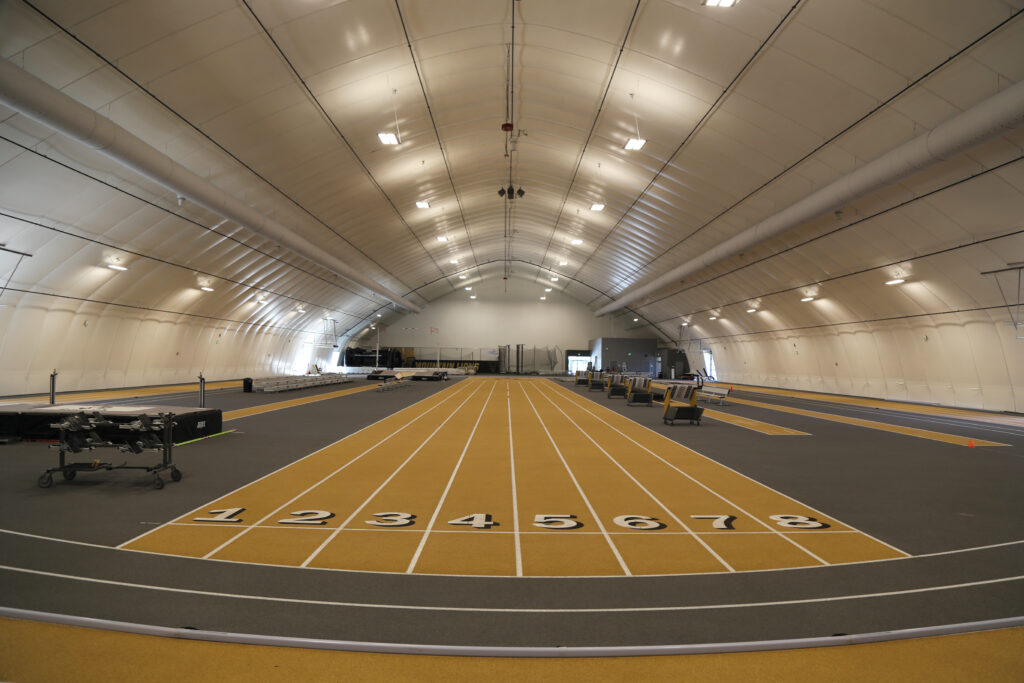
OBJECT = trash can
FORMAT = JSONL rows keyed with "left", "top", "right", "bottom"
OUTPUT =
{"left": 243, "top": 377, "right": 253, "bottom": 393}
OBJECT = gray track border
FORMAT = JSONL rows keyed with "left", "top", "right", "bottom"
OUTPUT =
{"left": 2, "top": 607, "right": 1019, "bottom": 657}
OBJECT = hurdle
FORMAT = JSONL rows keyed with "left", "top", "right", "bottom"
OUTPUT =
{"left": 574, "top": 371, "right": 588, "bottom": 386}
{"left": 587, "top": 371, "right": 605, "bottom": 391}
{"left": 662, "top": 385, "right": 704, "bottom": 425}
{"left": 625, "top": 377, "right": 654, "bottom": 406}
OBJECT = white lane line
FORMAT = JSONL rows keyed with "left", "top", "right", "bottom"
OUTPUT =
{"left": 545, "top": 381, "right": 831, "bottom": 565}
{"left": 116, "top": 380, "right": 471, "bottom": 549}
{"left": 1, "top": 563, "right": 1018, "bottom": 613}
{"left": 198, "top": 381, "right": 478, "bottom": 560}
{"left": 406, "top": 381, "right": 497, "bottom": 574}
{"left": 519, "top": 382, "right": 632, "bottom": 576}
{"left": 557, "top": 382, "right": 914, "bottom": 558}
{"left": 508, "top": 381, "right": 523, "bottom": 577}
{"left": 299, "top": 382, "right": 487, "bottom": 568}
{"left": 533, "top": 385, "right": 735, "bottom": 572}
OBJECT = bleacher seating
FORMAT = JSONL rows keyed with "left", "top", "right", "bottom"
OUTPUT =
{"left": 251, "top": 373, "right": 352, "bottom": 393}
{"left": 698, "top": 384, "right": 731, "bottom": 405}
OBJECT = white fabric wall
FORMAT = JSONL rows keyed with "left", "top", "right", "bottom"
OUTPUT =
{"left": 687, "top": 309, "right": 1022, "bottom": 412}
{"left": 0, "top": 290, "right": 322, "bottom": 396}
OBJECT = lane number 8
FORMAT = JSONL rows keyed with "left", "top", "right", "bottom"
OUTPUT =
{"left": 770, "top": 514, "right": 828, "bottom": 529}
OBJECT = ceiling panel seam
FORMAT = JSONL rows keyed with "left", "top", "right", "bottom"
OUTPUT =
{"left": 588, "top": 7, "right": 1024, "bottom": 308}
{"left": 640, "top": 154, "right": 1024, "bottom": 316}
{"left": 574, "top": 0, "right": 804, "bottom": 285}
{"left": 3, "top": 287, "right": 317, "bottom": 336}
{"left": 650, "top": 224, "right": 1024, "bottom": 327}
{"left": 21, "top": 0, "right": 415, "bottom": 301}
{"left": 0, "top": 209, "right": 367, "bottom": 323}
{"left": 394, "top": 0, "right": 480, "bottom": 273}
{"left": 671, "top": 304, "right": 1014, "bottom": 345}
{"left": 537, "top": 0, "right": 642, "bottom": 268}
{"left": 241, "top": 0, "right": 448, "bottom": 290}
{"left": 0, "top": 134, "right": 378, "bottom": 310}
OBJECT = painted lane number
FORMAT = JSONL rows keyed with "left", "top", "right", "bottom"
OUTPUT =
{"left": 278, "top": 510, "right": 335, "bottom": 525}
{"left": 189, "top": 509, "right": 830, "bottom": 531}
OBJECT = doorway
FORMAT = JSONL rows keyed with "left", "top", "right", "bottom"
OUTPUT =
{"left": 702, "top": 349, "right": 717, "bottom": 380}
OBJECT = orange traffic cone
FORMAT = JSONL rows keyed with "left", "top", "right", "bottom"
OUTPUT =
{"left": 968, "top": 439, "right": 975, "bottom": 448}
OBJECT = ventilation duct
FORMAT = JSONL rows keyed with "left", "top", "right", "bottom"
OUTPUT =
{"left": 595, "top": 78, "right": 1024, "bottom": 316}
{"left": 0, "top": 59, "right": 422, "bottom": 313}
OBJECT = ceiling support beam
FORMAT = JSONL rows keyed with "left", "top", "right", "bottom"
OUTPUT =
{"left": 595, "top": 78, "right": 1024, "bottom": 316}
{"left": 0, "top": 58, "right": 422, "bottom": 313}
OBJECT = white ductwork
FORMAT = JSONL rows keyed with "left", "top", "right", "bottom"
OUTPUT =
{"left": 0, "top": 59, "right": 422, "bottom": 313}
{"left": 596, "top": 78, "right": 1024, "bottom": 316}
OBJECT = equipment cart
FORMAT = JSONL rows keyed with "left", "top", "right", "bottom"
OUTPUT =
{"left": 37, "top": 411, "right": 181, "bottom": 490}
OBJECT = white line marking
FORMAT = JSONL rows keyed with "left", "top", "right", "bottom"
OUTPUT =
{"left": 299, "top": 382, "right": 486, "bottom": 568}
{"left": 519, "top": 383, "right": 632, "bottom": 576}
{"left": 553, "top": 381, "right": 912, "bottom": 558}
{"left": 544, "top": 381, "right": 831, "bottom": 565}
{"left": 116, "top": 381, "right": 471, "bottom": 549}
{"left": 406, "top": 382, "right": 496, "bottom": 573}
{"left": 534, "top": 383, "right": 735, "bottom": 572}
{"left": 198, "top": 382, "right": 478, "bottom": 560}
{"left": 1, "top": 563, "right": 1017, "bottom": 613}
{"left": 508, "top": 380, "right": 523, "bottom": 577}
{"left": 3, "top": 527, "right": 1021, "bottom": 579}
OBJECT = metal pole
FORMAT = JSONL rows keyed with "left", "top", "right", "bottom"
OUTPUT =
{"left": 198, "top": 372, "right": 205, "bottom": 408}
{"left": 436, "top": 346, "right": 440, "bottom": 369}
{"left": 375, "top": 326, "right": 380, "bottom": 369}
{"left": 49, "top": 369, "right": 57, "bottom": 405}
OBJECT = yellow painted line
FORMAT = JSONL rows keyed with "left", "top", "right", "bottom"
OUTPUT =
{"left": 726, "top": 383, "right": 1024, "bottom": 427}
{"left": 703, "top": 409, "right": 810, "bottom": 435}
{"left": 223, "top": 383, "right": 381, "bottom": 421}
{"left": 8, "top": 380, "right": 240, "bottom": 404}
{"left": 729, "top": 396, "right": 1008, "bottom": 447}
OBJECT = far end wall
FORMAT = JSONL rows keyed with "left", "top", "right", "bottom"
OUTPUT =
{"left": 368, "top": 279, "right": 657, "bottom": 367}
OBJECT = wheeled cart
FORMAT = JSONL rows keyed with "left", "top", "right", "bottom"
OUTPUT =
{"left": 37, "top": 412, "right": 181, "bottom": 490}
{"left": 661, "top": 386, "right": 704, "bottom": 425}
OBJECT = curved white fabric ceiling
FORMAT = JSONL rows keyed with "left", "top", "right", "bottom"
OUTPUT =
{"left": 1, "top": 0, "right": 1023, "bottom": 397}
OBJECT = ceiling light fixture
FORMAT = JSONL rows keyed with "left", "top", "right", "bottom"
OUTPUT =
{"left": 378, "top": 132, "right": 398, "bottom": 145}
{"left": 885, "top": 278, "right": 905, "bottom": 285}
{"left": 747, "top": 308, "right": 756, "bottom": 313}
{"left": 702, "top": 0, "right": 739, "bottom": 7}
{"left": 540, "top": 296, "right": 546, "bottom": 301}
{"left": 465, "top": 287, "right": 472, "bottom": 291}
{"left": 682, "top": 322, "right": 689, "bottom": 327}
{"left": 550, "top": 276, "right": 559, "bottom": 282}
{"left": 200, "top": 286, "right": 214, "bottom": 292}
{"left": 633, "top": 318, "right": 639, "bottom": 322}
{"left": 558, "top": 260, "right": 568, "bottom": 266}
{"left": 590, "top": 203, "right": 604, "bottom": 211}
{"left": 801, "top": 296, "right": 814, "bottom": 302}
{"left": 624, "top": 138, "right": 646, "bottom": 150}
{"left": 416, "top": 201, "right": 430, "bottom": 209}
{"left": 470, "top": 295, "right": 476, "bottom": 299}
{"left": 458, "top": 275, "right": 468, "bottom": 279}
{"left": 570, "top": 239, "right": 583, "bottom": 245}
{"left": 436, "top": 235, "right": 449, "bottom": 243}
{"left": 545, "top": 288, "right": 552, "bottom": 292}
{"left": 106, "top": 264, "right": 127, "bottom": 271}
{"left": 376, "top": 313, "right": 382, "bottom": 317}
